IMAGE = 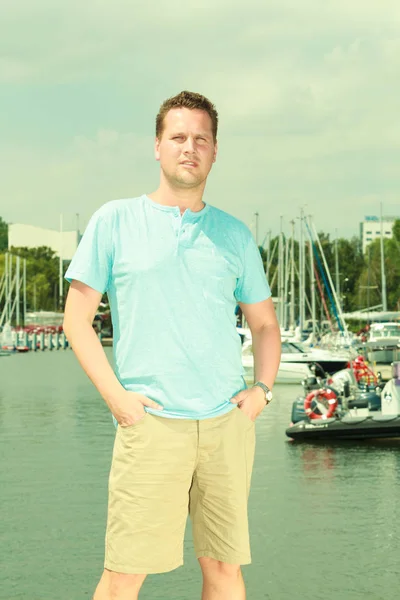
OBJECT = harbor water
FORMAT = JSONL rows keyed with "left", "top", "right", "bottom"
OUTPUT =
{"left": 1, "top": 349, "right": 400, "bottom": 600}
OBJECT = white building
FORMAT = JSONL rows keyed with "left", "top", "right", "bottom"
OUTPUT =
{"left": 360, "top": 216, "right": 396, "bottom": 254}
{"left": 8, "top": 223, "right": 79, "bottom": 261}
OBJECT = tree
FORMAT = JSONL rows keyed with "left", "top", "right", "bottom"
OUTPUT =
{"left": 355, "top": 236, "right": 400, "bottom": 311}
{"left": 385, "top": 237, "right": 400, "bottom": 309}
{"left": 10, "top": 246, "right": 58, "bottom": 262}
{"left": 0, "top": 246, "right": 62, "bottom": 314}
{"left": 336, "top": 237, "right": 365, "bottom": 311}
{"left": 392, "top": 219, "right": 400, "bottom": 243}
{"left": 0, "top": 216, "right": 8, "bottom": 252}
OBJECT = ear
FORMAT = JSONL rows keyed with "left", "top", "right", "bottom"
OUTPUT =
{"left": 155, "top": 137, "right": 161, "bottom": 161}
{"left": 213, "top": 140, "right": 218, "bottom": 163}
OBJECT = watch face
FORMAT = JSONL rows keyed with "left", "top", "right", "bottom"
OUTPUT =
{"left": 266, "top": 391, "right": 273, "bottom": 401}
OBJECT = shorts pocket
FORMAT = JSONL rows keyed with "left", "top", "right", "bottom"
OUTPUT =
{"left": 119, "top": 412, "right": 149, "bottom": 431}
{"left": 236, "top": 407, "right": 255, "bottom": 427}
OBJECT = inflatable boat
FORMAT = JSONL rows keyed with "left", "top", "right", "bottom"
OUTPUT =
{"left": 285, "top": 362, "right": 400, "bottom": 441}
{"left": 286, "top": 414, "right": 400, "bottom": 440}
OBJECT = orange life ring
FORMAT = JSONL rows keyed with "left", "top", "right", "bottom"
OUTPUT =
{"left": 304, "top": 388, "right": 338, "bottom": 420}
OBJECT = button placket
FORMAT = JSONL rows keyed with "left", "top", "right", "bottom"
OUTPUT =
{"left": 175, "top": 211, "right": 196, "bottom": 248}
{"left": 173, "top": 211, "right": 183, "bottom": 253}
{"left": 173, "top": 210, "right": 181, "bottom": 237}
{"left": 179, "top": 213, "right": 188, "bottom": 239}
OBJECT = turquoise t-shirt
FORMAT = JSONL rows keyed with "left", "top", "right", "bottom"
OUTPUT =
{"left": 65, "top": 195, "right": 271, "bottom": 420}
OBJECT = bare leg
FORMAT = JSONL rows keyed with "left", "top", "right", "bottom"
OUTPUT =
{"left": 93, "top": 569, "right": 147, "bottom": 600}
{"left": 199, "top": 557, "right": 245, "bottom": 600}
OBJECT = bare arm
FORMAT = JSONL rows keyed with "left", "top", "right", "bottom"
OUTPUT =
{"left": 231, "top": 297, "right": 281, "bottom": 420}
{"left": 243, "top": 297, "right": 281, "bottom": 390}
{"left": 63, "top": 280, "right": 163, "bottom": 425}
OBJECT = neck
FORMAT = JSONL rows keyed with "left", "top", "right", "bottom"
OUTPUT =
{"left": 148, "top": 178, "right": 206, "bottom": 214}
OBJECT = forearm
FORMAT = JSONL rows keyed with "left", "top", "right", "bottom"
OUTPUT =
{"left": 63, "top": 320, "right": 124, "bottom": 409}
{"left": 252, "top": 324, "right": 281, "bottom": 389}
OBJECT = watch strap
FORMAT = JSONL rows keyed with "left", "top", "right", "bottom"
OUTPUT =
{"left": 253, "top": 381, "right": 273, "bottom": 404}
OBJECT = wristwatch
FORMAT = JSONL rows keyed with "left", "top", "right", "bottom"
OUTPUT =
{"left": 253, "top": 381, "right": 273, "bottom": 404}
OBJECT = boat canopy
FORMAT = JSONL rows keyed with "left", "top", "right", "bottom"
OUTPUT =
{"left": 342, "top": 311, "right": 400, "bottom": 322}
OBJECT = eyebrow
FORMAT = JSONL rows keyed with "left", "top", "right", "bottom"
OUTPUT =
{"left": 170, "top": 132, "right": 211, "bottom": 137}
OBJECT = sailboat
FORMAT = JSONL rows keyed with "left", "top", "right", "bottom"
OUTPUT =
{"left": 0, "top": 323, "right": 14, "bottom": 354}
{"left": 362, "top": 204, "right": 400, "bottom": 363}
{"left": 240, "top": 212, "right": 355, "bottom": 383}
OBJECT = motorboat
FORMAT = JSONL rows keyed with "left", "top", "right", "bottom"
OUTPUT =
{"left": 238, "top": 327, "right": 352, "bottom": 373}
{"left": 287, "top": 412, "right": 400, "bottom": 440}
{"left": 274, "top": 362, "right": 314, "bottom": 384}
{"left": 285, "top": 362, "right": 400, "bottom": 441}
{"left": 364, "top": 322, "right": 400, "bottom": 364}
{"left": 279, "top": 340, "right": 351, "bottom": 375}
{"left": 240, "top": 328, "right": 351, "bottom": 384}
{"left": 318, "top": 330, "right": 358, "bottom": 352}
{"left": 241, "top": 339, "right": 314, "bottom": 385}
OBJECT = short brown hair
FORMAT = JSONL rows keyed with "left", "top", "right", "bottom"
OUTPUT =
{"left": 156, "top": 90, "right": 218, "bottom": 141}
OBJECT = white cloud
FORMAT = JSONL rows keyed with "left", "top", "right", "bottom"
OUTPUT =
{"left": 2, "top": 0, "right": 399, "bottom": 84}
{"left": 0, "top": 130, "right": 157, "bottom": 230}
{"left": 1, "top": 0, "right": 400, "bottom": 239}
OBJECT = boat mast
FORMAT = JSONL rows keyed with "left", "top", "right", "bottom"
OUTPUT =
{"left": 23, "top": 259, "right": 26, "bottom": 327}
{"left": 309, "top": 217, "right": 316, "bottom": 342}
{"left": 267, "top": 237, "right": 279, "bottom": 286}
{"left": 311, "top": 220, "right": 348, "bottom": 334}
{"left": 279, "top": 216, "right": 285, "bottom": 326}
{"left": 5, "top": 252, "right": 9, "bottom": 323}
{"left": 334, "top": 230, "right": 340, "bottom": 311}
{"left": 59, "top": 213, "right": 64, "bottom": 311}
{"left": 301, "top": 211, "right": 306, "bottom": 330}
{"left": 299, "top": 208, "right": 305, "bottom": 332}
{"left": 380, "top": 202, "right": 388, "bottom": 311}
{"left": 16, "top": 255, "right": 20, "bottom": 327}
{"left": 266, "top": 230, "right": 271, "bottom": 281}
{"left": 284, "top": 233, "right": 290, "bottom": 330}
{"left": 367, "top": 245, "right": 371, "bottom": 320}
{"left": 255, "top": 211, "right": 259, "bottom": 246}
{"left": 9, "top": 253, "right": 12, "bottom": 324}
{"left": 290, "top": 220, "right": 295, "bottom": 330}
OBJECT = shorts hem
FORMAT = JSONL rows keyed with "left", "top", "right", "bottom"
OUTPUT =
{"left": 104, "top": 559, "right": 183, "bottom": 575}
{"left": 195, "top": 550, "right": 251, "bottom": 565}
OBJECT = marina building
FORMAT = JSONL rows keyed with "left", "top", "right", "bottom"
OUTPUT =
{"left": 8, "top": 224, "right": 79, "bottom": 260}
{"left": 360, "top": 216, "right": 396, "bottom": 254}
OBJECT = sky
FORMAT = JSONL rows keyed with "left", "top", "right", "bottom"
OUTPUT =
{"left": 1, "top": 0, "right": 400, "bottom": 243}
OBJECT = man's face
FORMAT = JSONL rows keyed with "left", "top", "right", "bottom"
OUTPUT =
{"left": 155, "top": 108, "right": 217, "bottom": 190}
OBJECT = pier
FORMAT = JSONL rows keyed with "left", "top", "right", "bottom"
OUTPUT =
{"left": 0, "top": 324, "right": 107, "bottom": 353}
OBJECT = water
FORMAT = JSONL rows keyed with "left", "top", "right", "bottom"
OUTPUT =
{"left": 1, "top": 350, "right": 400, "bottom": 600}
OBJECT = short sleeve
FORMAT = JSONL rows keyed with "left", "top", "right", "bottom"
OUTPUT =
{"left": 64, "top": 207, "right": 112, "bottom": 294}
{"left": 234, "top": 233, "right": 271, "bottom": 304}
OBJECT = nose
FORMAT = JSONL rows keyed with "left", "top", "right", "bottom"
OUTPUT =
{"left": 183, "top": 136, "right": 195, "bottom": 154}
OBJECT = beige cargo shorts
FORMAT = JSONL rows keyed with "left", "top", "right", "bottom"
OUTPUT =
{"left": 104, "top": 406, "right": 256, "bottom": 574}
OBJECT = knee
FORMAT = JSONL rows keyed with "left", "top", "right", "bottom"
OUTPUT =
{"left": 199, "top": 557, "right": 241, "bottom": 581}
{"left": 97, "top": 569, "right": 146, "bottom": 598}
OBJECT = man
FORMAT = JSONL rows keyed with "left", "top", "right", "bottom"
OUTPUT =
{"left": 63, "top": 90, "right": 281, "bottom": 600}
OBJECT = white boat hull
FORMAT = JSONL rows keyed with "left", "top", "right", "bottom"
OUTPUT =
{"left": 242, "top": 358, "right": 312, "bottom": 385}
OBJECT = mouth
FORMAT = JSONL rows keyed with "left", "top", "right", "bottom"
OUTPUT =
{"left": 180, "top": 161, "right": 198, "bottom": 168}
